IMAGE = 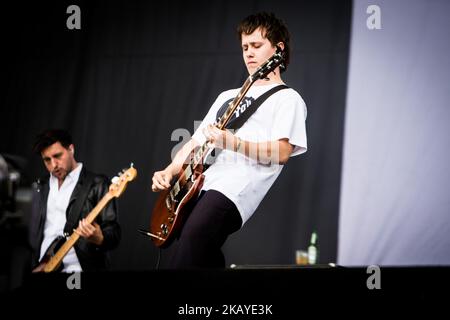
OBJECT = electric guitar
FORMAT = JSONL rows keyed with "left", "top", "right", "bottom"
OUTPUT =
{"left": 148, "top": 48, "right": 285, "bottom": 247}
{"left": 33, "top": 165, "right": 137, "bottom": 273}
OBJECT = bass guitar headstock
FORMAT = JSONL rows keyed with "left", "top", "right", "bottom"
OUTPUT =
{"left": 109, "top": 163, "right": 138, "bottom": 198}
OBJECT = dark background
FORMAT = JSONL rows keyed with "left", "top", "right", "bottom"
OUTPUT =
{"left": 0, "top": 0, "right": 351, "bottom": 274}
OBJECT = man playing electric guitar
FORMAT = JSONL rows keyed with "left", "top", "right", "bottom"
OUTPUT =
{"left": 29, "top": 129, "right": 121, "bottom": 272}
{"left": 151, "top": 12, "right": 307, "bottom": 268}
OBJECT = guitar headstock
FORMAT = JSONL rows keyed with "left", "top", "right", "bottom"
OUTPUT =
{"left": 109, "top": 164, "right": 137, "bottom": 198}
{"left": 250, "top": 46, "right": 285, "bottom": 83}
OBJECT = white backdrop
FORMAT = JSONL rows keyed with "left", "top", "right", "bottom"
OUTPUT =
{"left": 339, "top": 0, "right": 450, "bottom": 265}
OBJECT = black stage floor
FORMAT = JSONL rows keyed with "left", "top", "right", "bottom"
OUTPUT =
{"left": 3, "top": 265, "right": 448, "bottom": 317}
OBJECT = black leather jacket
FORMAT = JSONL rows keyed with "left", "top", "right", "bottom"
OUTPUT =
{"left": 29, "top": 167, "right": 121, "bottom": 271}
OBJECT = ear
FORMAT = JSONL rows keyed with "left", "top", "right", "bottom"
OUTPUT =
{"left": 69, "top": 144, "right": 75, "bottom": 154}
{"left": 277, "top": 42, "right": 285, "bottom": 51}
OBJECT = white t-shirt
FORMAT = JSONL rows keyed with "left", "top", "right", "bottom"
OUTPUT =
{"left": 192, "top": 83, "right": 307, "bottom": 225}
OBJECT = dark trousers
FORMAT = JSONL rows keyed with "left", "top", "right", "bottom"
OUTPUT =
{"left": 168, "top": 189, "right": 242, "bottom": 269}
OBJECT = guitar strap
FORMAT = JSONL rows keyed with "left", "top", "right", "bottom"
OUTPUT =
{"left": 223, "top": 84, "right": 289, "bottom": 131}
{"left": 63, "top": 170, "right": 95, "bottom": 235}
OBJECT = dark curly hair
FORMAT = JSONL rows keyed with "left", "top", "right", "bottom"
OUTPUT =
{"left": 237, "top": 12, "right": 291, "bottom": 73}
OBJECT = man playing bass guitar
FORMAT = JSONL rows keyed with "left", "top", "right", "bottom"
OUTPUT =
{"left": 30, "top": 129, "right": 121, "bottom": 272}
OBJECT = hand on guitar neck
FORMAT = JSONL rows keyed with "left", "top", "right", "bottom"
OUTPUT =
{"left": 73, "top": 218, "right": 104, "bottom": 246}
{"left": 202, "top": 124, "right": 239, "bottom": 151}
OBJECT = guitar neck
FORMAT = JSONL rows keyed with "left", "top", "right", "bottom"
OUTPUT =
{"left": 43, "top": 193, "right": 114, "bottom": 272}
{"left": 216, "top": 77, "right": 253, "bottom": 130}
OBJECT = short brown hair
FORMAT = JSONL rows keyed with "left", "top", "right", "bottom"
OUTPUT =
{"left": 237, "top": 12, "right": 291, "bottom": 72}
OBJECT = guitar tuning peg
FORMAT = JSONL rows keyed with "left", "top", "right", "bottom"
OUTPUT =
{"left": 111, "top": 176, "right": 120, "bottom": 184}
{"left": 118, "top": 172, "right": 123, "bottom": 176}
{"left": 130, "top": 162, "right": 134, "bottom": 168}
{"left": 122, "top": 168, "right": 126, "bottom": 173}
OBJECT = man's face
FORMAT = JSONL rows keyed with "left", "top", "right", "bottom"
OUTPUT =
{"left": 241, "top": 27, "right": 277, "bottom": 75}
{"left": 41, "top": 142, "right": 76, "bottom": 181}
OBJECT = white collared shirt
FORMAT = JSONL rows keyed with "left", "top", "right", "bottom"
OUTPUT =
{"left": 39, "top": 163, "right": 83, "bottom": 272}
